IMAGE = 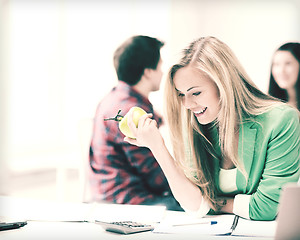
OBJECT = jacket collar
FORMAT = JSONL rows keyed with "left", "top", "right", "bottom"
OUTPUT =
{"left": 236, "top": 121, "right": 258, "bottom": 192}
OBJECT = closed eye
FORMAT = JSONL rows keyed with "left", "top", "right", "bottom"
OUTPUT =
{"left": 193, "top": 92, "right": 201, "bottom": 96}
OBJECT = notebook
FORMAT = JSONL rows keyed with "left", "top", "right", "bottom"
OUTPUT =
{"left": 153, "top": 183, "right": 300, "bottom": 238}
{"left": 275, "top": 183, "right": 300, "bottom": 240}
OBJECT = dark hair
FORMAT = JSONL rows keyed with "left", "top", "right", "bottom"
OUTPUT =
{"left": 113, "top": 35, "right": 164, "bottom": 85}
{"left": 268, "top": 42, "right": 300, "bottom": 110}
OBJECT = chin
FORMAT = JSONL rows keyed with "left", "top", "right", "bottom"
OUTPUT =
{"left": 196, "top": 115, "right": 218, "bottom": 125}
{"left": 152, "top": 86, "right": 160, "bottom": 92}
{"left": 277, "top": 82, "right": 292, "bottom": 90}
{"left": 197, "top": 118, "right": 212, "bottom": 125}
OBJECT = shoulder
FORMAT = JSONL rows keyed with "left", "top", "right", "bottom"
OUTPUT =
{"left": 254, "top": 104, "right": 300, "bottom": 138}
{"left": 256, "top": 104, "right": 299, "bottom": 126}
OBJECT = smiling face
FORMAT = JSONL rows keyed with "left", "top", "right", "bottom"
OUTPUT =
{"left": 173, "top": 66, "right": 220, "bottom": 125}
{"left": 271, "top": 50, "right": 300, "bottom": 90}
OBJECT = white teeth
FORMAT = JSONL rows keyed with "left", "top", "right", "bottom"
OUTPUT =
{"left": 194, "top": 108, "right": 206, "bottom": 114}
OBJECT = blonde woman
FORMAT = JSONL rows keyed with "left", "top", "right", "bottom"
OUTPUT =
{"left": 125, "top": 36, "right": 300, "bottom": 221}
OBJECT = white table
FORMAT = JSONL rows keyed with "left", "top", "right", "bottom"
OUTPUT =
{"left": 0, "top": 196, "right": 275, "bottom": 240}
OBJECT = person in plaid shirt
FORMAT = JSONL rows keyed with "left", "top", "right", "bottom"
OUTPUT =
{"left": 89, "top": 35, "right": 182, "bottom": 211}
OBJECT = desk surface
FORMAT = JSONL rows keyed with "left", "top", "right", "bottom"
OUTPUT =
{"left": 0, "top": 221, "right": 274, "bottom": 240}
{"left": 0, "top": 196, "right": 275, "bottom": 240}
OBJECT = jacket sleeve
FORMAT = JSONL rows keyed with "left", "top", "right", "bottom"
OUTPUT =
{"left": 249, "top": 107, "right": 300, "bottom": 220}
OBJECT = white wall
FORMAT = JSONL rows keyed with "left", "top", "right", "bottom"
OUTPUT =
{"left": 1, "top": 0, "right": 172, "bottom": 175}
{"left": 1, "top": 0, "right": 299, "bottom": 191}
{"left": 0, "top": 0, "right": 11, "bottom": 194}
{"left": 167, "top": 0, "right": 300, "bottom": 92}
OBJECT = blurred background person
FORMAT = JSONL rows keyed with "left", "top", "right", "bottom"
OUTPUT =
{"left": 89, "top": 35, "right": 182, "bottom": 211}
{"left": 268, "top": 42, "right": 300, "bottom": 110}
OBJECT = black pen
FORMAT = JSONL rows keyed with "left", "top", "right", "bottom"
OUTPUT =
{"left": 230, "top": 215, "right": 239, "bottom": 234}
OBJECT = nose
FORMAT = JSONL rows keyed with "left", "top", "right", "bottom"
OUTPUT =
{"left": 183, "top": 95, "right": 196, "bottom": 109}
{"left": 278, "top": 65, "right": 285, "bottom": 74}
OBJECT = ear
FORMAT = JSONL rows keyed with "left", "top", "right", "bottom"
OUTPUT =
{"left": 143, "top": 68, "right": 153, "bottom": 79}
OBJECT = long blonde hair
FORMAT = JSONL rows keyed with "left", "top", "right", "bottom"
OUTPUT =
{"left": 164, "top": 36, "right": 282, "bottom": 210}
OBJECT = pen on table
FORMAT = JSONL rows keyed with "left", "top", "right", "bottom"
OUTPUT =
{"left": 172, "top": 220, "right": 218, "bottom": 227}
{"left": 230, "top": 215, "right": 239, "bottom": 232}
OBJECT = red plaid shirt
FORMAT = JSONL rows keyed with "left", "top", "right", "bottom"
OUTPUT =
{"left": 89, "top": 81, "right": 172, "bottom": 205}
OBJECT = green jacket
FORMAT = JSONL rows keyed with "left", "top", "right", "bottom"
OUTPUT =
{"left": 233, "top": 105, "right": 299, "bottom": 220}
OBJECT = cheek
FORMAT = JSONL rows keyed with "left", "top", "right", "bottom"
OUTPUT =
{"left": 272, "top": 66, "right": 279, "bottom": 76}
{"left": 290, "top": 68, "right": 299, "bottom": 85}
{"left": 212, "top": 98, "right": 220, "bottom": 112}
{"left": 290, "top": 65, "right": 300, "bottom": 77}
{"left": 204, "top": 94, "right": 220, "bottom": 111}
{"left": 212, "top": 87, "right": 220, "bottom": 104}
{"left": 212, "top": 93, "right": 221, "bottom": 112}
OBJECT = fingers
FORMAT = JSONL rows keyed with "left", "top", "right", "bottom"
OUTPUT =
{"left": 127, "top": 110, "right": 153, "bottom": 138}
{"left": 124, "top": 136, "right": 137, "bottom": 145}
{"left": 126, "top": 110, "right": 156, "bottom": 145}
{"left": 125, "top": 111, "right": 160, "bottom": 149}
{"left": 137, "top": 113, "right": 153, "bottom": 128}
{"left": 144, "top": 117, "right": 157, "bottom": 127}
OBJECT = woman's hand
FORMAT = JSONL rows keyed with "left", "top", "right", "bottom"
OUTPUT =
{"left": 215, "top": 197, "right": 234, "bottom": 214}
{"left": 124, "top": 110, "right": 164, "bottom": 151}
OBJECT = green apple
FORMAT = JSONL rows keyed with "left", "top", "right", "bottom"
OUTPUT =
{"left": 119, "top": 107, "right": 147, "bottom": 139}
{"left": 104, "top": 107, "right": 147, "bottom": 139}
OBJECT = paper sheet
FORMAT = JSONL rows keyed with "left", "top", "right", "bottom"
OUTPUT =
{"left": 232, "top": 218, "right": 276, "bottom": 237}
{"left": 153, "top": 212, "right": 276, "bottom": 238}
{"left": 153, "top": 212, "right": 234, "bottom": 235}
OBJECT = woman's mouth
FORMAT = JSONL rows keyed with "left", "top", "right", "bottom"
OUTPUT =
{"left": 193, "top": 107, "right": 207, "bottom": 116}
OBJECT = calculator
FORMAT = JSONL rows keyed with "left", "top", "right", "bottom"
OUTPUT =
{"left": 94, "top": 220, "right": 154, "bottom": 234}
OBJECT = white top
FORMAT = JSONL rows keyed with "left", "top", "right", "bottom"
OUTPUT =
{"left": 183, "top": 168, "right": 251, "bottom": 219}
{"left": 219, "top": 168, "right": 238, "bottom": 193}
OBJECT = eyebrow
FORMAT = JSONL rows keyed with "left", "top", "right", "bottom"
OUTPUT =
{"left": 175, "top": 86, "right": 199, "bottom": 92}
